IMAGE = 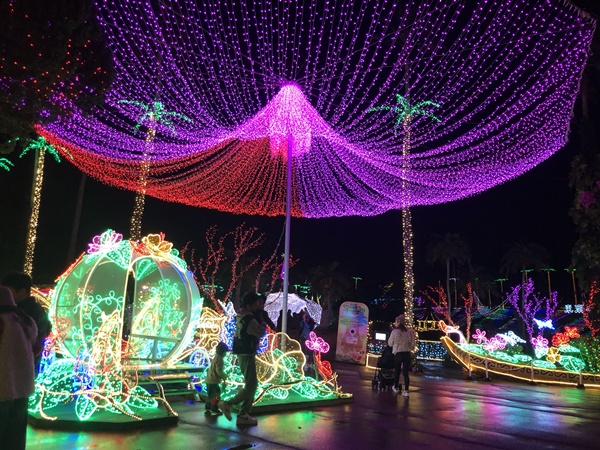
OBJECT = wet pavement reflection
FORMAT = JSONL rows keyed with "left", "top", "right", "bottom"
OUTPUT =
{"left": 27, "top": 360, "right": 600, "bottom": 449}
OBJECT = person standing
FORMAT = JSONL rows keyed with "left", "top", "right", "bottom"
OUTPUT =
{"left": 299, "top": 311, "right": 315, "bottom": 340}
{"left": 219, "top": 292, "right": 266, "bottom": 426}
{"left": 0, "top": 286, "right": 38, "bottom": 450}
{"left": 254, "top": 294, "right": 277, "bottom": 332}
{"left": 205, "top": 342, "right": 229, "bottom": 413}
{"left": 2, "top": 272, "right": 51, "bottom": 374}
{"left": 299, "top": 310, "right": 315, "bottom": 361}
{"left": 388, "top": 314, "right": 415, "bottom": 397}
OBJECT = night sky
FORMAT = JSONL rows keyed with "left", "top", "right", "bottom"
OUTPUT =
{"left": 3, "top": 0, "right": 596, "bottom": 305}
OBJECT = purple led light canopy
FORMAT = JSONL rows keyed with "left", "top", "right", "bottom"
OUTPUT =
{"left": 38, "top": 0, "right": 596, "bottom": 218}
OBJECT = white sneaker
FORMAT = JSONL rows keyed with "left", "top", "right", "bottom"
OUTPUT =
{"left": 218, "top": 401, "right": 232, "bottom": 421}
{"left": 391, "top": 386, "right": 399, "bottom": 394}
{"left": 236, "top": 413, "right": 258, "bottom": 425}
{"left": 402, "top": 390, "right": 409, "bottom": 397}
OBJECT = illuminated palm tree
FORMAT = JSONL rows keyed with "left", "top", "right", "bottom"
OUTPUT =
{"left": 117, "top": 100, "right": 193, "bottom": 240}
{"left": 540, "top": 268, "right": 555, "bottom": 302}
{"left": 368, "top": 94, "right": 440, "bottom": 133}
{"left": 118, "top": 100, "right": 193, "bottom": 135}
{"left": 19, "top": 136, "right": 66, "bottom": 276}
{"left": 369, "top": 94, "right": 440, "bottom": 326}
{"left": 20, "top": 136, "right": 63, "bottom": 162}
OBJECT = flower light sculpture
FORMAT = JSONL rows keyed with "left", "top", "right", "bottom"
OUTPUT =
{"left": 196, "top": 331, "right": 345, "bottom": 405}
{"left": 440, "top": 325, "right": 588, "bottom": 375}
{"left": 306, "top": 331, "right": 333, "bottom": 380}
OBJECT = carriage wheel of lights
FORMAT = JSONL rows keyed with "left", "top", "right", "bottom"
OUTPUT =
{"left": 30, "top": 230, "right": 203, "bottom": 422}
{"left": 36, "top": 0, "right": 595, "bottom": 331}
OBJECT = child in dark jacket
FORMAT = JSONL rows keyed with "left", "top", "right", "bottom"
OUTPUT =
{"left": 205, "top": 342, "right": 229, "bottom": 413}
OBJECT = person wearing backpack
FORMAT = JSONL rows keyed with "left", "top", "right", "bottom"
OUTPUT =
{"left": 219, "top": 292, "right": 266, "bottom": 426}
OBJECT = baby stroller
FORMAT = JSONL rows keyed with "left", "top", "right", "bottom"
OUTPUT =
{"left": 372, "top": 346, "right": 395, "bottom": 391}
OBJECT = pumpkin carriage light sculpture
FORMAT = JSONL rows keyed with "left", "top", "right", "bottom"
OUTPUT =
{"left": 29, "top": 230, "right": 203, "bottom": 423}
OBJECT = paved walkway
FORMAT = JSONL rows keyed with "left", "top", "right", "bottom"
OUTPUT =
{"left": 26, "top": 360, "right": 600, "bottom": 449}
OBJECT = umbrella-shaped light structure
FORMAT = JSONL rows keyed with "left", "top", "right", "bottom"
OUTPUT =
{"left": 36, "top": 0, "right": 595, "bottom": 328}
{"left": 264, "top": 292, "right": 323, "bottom": 328}
{"left": 38, "top": 0, "right": 595, "bottom": 215}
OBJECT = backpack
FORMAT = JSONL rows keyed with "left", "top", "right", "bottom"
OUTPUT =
{"left": 232, "top": 314, "right": 259, "bottom": 354}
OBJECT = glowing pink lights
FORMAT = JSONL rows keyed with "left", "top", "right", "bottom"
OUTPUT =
{"left": 36, "top": 0, "right": 595, "bottom": 218}
{"left": 306, "top": 331, "right": 330, "bottom": 354}
{"left": 87, "top": 229, "right": 123, "bottom": 254}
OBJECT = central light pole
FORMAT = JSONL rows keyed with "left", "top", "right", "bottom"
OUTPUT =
{"left": 281, "top": 133, "right": 294, "bottom": 335}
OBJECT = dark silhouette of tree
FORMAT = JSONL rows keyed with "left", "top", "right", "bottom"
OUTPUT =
{"left": 0, "top": 0, "right": 113, "bottom": 153}
{"left": 477, "top": 277, "right": 498, "bottom": 307}
{"left": 461, "top": 265, "right": 497, "bottom": 307}
{"left": 568, "top": 0, "right": 600, "bottom": 297}
{"left": 309, "top": 261, "right": 351, "bottom": 328}
{"left": 426, "top": 233, "right": 470, "bottom": 311}
{"left": 500, "top": 242, "right": 550, "bottom": 280}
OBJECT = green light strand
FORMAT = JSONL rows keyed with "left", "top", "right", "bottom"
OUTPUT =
{"left": 0, "top": 158, "right": 14, "bottom": 171}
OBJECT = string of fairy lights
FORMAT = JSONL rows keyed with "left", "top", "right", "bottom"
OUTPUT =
{"left": 23, "top": 147, "right": 44, "bottom": 276}
{"left": 20, "top": 137, "right": 65, "bottom": 276}
{"left": 130, "top": 126, "right": 154, "bottom": 242}
{"left": 34, "top": 0, "right": 593, "bottom": 219}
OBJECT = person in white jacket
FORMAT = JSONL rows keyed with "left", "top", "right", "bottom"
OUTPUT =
{"left": 387, "top": 314, "right": 415, "bottom": 397}
{"left": 0, "top": 286, "right": 38, "bottom": 450}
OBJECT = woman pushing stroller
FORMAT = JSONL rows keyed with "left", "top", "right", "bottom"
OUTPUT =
{"left": 388, "top": 314, "right": 415, "bottom": 397}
